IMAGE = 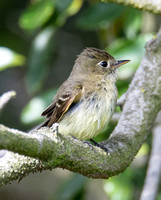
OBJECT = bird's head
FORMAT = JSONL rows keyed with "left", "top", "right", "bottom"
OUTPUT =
{"left": 72, "top": 47, "right": 130, "bottom": 78}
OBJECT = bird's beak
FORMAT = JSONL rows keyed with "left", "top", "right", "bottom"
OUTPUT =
{"left": 111, "top": 60, "right": 130, "bottom": 70}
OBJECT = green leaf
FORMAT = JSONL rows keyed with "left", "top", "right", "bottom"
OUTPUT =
{"left": 54, "top": 0, "right": 83, "bottom": 27}
{"left": 0, "top": 47, "right": 25, "bottom": 71}
{"left": 19, "top": 0, "right": 54, "bottom": 31}
{"left": 66, "top": 0, "right": 83, "bottom": 16}
{"left": 77, "top": 2, "right": 124, "bottom": 30}
{"left": 55, "top": 0, "right": 83, "bottom": 16}
{"left": 26, "top": 26, "right": 56, "bottom": 94}
{"left": 21, "top": 88, "right": 58, "bottom": 125}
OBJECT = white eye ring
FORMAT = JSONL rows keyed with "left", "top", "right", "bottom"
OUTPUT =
{"left": 98, "top": 60, "right": 110, "bottom": 68}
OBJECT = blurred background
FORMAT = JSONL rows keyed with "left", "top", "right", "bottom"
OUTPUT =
{"left": 0, "top": 0, "right": 161, "bottom": 199}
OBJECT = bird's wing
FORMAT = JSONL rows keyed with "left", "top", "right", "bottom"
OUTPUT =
{"left": 40, "top": 84, "right": 83, "bottom": 127}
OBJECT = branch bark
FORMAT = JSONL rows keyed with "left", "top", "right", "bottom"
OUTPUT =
{"left": 140, "top": 112, "right": 161, "bottom": 200}
{"left": 104, "top": 0, "right": 161, "bottom": 14}
{"left": 0, "top": 28, "right": 161, "bottom": 186}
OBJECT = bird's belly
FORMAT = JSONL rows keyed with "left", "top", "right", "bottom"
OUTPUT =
{"left": 58, "top": 94, "right": 116, "bottom": 140}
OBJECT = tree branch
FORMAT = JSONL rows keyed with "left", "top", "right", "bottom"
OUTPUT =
{"left": 104, "top": 0, "right": 161, "bottom": 14}
{"left": 0, "top": 28, "right": 161, "bottom": 185}
{"left": 0, "top": 151, "right": 41, "bottom": 186}
{"left": 0, "top": 90, "right": 16, "bottom": 111}
{"left": 140, "top": 112, "right": 161, "bottom": 200}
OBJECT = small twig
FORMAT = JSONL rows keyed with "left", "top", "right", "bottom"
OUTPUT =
{"left": 140, "top": 112, "right": 161, "bottom": 200}
{"left": 0, "top": 91, "right": 16, "bottom": 162}
{"left": 117, "top": 92, "right": 127, "bottom": 110}
{"left": 0, "top": 91, "right": 16, "bottom": 111}
{"left": 111, "top": 113, "right": 121, "bottom": 123}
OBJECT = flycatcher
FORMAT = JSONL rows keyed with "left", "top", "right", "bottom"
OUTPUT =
{"left": 40, "top": 47, "right": 130, "bottom": 141}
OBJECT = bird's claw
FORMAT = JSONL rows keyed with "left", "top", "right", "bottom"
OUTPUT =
{"left": 72, "top": 136, "right": 94, "bottom": 150}
{"left": 90, "top": 139, "right": 110, "bottom": 154}
{"left": 83, "top": 141, "right": 94, "bottom": 150}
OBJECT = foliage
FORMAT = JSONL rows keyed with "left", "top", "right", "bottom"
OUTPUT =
{"left": 0, "top": 47, "right": 25, "bottom": 71}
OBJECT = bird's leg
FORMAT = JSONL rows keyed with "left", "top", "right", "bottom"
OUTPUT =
{"left": 90, "top": 139, "right": 109, "bottom": 153}
{"left": 72, "top": 135, "right": 78, "bottom": 140}
{"left": 72, "top": 136, "right": 109, "bottom": 152}
{"left": 72, "top": 136, "right": 94, "bottom": 149}
{"left": 83, "top": 141, "right": 94, "bottom": 149}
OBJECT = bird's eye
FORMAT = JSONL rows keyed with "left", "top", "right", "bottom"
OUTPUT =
{"left": 99, "top": 61, "right": 108, "bottom": 68}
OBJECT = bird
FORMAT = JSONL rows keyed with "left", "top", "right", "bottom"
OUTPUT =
{"left": 39, "top": 47, "right": 130, "bottom": 143}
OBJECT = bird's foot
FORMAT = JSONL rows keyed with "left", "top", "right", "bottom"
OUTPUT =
{"left": 72, "top": 136, "right": 94, "bottom": 149}
{"left": 90, "top": 139, "right": 110, "bottom": 154}
{"left": 72, "top": 136, "right": 109, "bottom": 154}
{"left": 83, "top": 140, "right": 94, "bottom": 149}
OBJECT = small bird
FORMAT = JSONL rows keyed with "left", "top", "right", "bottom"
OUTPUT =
{"left": 40, "top": 47, "right": 130, "bottom": 142}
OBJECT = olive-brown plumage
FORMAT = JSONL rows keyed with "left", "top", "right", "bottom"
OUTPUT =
{"left": 40, "top": 47, "right": 130, "bottom": 140}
